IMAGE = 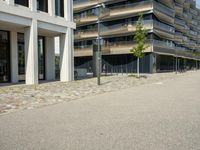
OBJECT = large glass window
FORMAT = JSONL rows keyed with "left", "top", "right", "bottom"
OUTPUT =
{"left": 55, "top": 0, "right": 64, "bottom": 17}
{"left": 17, "top": 35, "right": 46, "bottom": 81}
{"left": 18, "top": 33, "right": 25, "bottom": 81}
{"left": 37, "top": 0, "right": 48, "bottom": 12}
{"left": 15, "top": 0, "right": 29, "bottom": 7}
{"left": 0, "top": 31, "right": 10, "bottom": 83}
{"left": 38, "top": 36, "right": 46, "bottom": 80}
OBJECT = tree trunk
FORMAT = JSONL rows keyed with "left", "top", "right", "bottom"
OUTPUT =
{"left": 137, "top": 57, "right": 140, "bottom": 78}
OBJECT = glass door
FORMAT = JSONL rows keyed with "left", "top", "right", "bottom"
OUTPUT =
{"left": 0, "top": 31, "right": 10, "bottom": 83}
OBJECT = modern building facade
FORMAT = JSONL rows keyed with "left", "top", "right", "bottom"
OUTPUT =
{"left": 73, "top": 0, "right": 200, "bottom": 73}
{"left": 0, "top": 0, "right": 75, "bottom": 84}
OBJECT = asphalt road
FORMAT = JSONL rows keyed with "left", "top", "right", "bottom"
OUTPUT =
{"left": 0, "top": 72, "right": 200, "bottom": 150}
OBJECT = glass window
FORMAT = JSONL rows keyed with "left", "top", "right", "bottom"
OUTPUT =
{"left": 14, "top": 0, "right": 29, "bottom": 7}
{"left": 37, "top": 0, "right": 48, "bottom": 12}
{"left": 0, "top": 31, "right": 10, "bottom": 83}
{"left": 38, "top": 36, "right": 46, "bottom": 80}
{"left": 17, "top": 34, "right": 46, "bottom": 81}
{"left": 55, "top": 0, "right": 64, "bottom": 17}
{"left": 18, "top": 33, "right": 25, "bottom": 81}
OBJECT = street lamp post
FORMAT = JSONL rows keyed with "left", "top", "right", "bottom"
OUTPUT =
{"left": 97, "top": 3, "right": 105, "bottom": 85}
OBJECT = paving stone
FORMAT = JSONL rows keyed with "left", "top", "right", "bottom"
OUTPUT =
{"left": 0, "top": 72, "right": 194, "bottom": 115}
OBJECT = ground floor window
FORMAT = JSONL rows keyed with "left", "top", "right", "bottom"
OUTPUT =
{"left": 18, "top": 33, "right": 25, "bottom": 81}
{"left": 17, "top": 35, "right": 46, "bottom": 81}
{"left": 38, "top": 36, "right": 46, "bottom": 80}
{"left": 0, "top": 31, "right": 10, "bottom": 83}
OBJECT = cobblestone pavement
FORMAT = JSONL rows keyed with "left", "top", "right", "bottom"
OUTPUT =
{"left": 0, "top": 72, "right": 193, "bottom": 115}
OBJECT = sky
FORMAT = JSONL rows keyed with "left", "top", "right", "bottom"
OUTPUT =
{"left": 197, "top": 0, "right": 200, "bottom": 7}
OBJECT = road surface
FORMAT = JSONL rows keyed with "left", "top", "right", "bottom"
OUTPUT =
{"left": 0, "top": 71, "right": 200, "bottom": 150}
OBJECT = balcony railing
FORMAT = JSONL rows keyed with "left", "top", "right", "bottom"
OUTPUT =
{"left": 74, "top": 13, "right": 98, "bottom": 25}
{"left": 100, "top": 20, "right": 153, "bottom": 36}
{"left": 74, "top": 28, "right": 98, "bottom": 40}
{"left": 99, "top": 0, "right": 153, "bottom": 20}
{"left": 74, "top": 19, "right": 174, "bottom": 40}
{"left": 75, "top": 40, "right": 175, "bottom": 55}
{"left": 175, "top": 18, "right": 185, "bottom": 27}
{"left": 153, "top": 1, "right": 175, "bottom": 17}
{"left": 73, "top": 0, "right": 119, "bottom": 12}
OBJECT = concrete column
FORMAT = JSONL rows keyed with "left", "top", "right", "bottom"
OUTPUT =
{"left": 25, "top": 19, "right": 38, "bottom": 85}
{"left": 10, "top": 31, "right": 18, "bottom": 83}
{"left": 64, "top": 0, "right": 73, "bottom": 21}
{"left": 48, "top": 0, "right": 55, "bottom": 16}
{"left": 149, "top": 53, "right": 156, "bottom": 73}
{"left": 60, "top": 28, "right": 74, "bottom": 82}
{"left": 45, "top": 37, "right": 55, "bottom": 80}
{"left": 29, "top": 0, "right": 37, "bottom": 11}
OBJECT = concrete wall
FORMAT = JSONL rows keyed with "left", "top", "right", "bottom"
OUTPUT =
{"left": 0, "top": 0, "right": 76, "bottom": 85}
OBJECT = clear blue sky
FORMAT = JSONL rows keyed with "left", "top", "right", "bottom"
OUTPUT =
{"left": 197, "top": 0, "right": 200, "bottom": 5}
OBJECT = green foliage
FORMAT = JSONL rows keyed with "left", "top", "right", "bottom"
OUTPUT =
{"left": 130, "top": 13, "right": 149, "bottom": 58}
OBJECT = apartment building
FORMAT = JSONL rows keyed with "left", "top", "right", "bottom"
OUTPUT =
{"left": 0, "top": 0, "right": 75, "bottom": 84}
{"left": 73, "top": 0, "right": 200, "bottom": 73}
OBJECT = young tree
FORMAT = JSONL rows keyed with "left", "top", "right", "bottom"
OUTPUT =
{"left": 130, "top": 13, "right": 149, "bottom": 77}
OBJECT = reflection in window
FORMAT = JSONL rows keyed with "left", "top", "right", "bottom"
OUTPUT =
{"left": 55, "top": 0, "right": 64, "bottom": 17}
{"left": 15, "top": 0, "right": 29, "bottom": 7}
{"left": 18, "top": 33, "right": 25, "bottom": 81}
{"left": 0, "top": 31, "right": 10, "bottom": 83}
{"left": 37, "top": 0, "right": 48, "bottom": 12}
{"left": 38, "top": 36, "right": 46, "bottom": 80}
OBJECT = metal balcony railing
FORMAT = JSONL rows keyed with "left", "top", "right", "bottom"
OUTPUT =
{"left": 74, "top": 19, "right": 174, "bottom": 40}
{"left": 74, "top": 13, "right": 98, "bottom": 24}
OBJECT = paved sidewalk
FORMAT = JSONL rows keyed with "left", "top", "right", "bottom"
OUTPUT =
{"left": 0, "top": 71, "right": 200, "bottom": 150}
{"left": 0, "top": 72, "right": 181, "bottom": 115}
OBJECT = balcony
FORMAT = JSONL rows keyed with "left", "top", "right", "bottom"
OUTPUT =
{"left": 74, "top": 14, "right": 98, "bottom": 26}
{"left": 175, "top": 18, "right": 185, "bottom": 30}
{"left": 73, "top": 0, "right": 126, "bottom": 12}
{"left": 189, "top": 30, "right": 198, "bottom": 38}
{"left": 153, "top": 1, "right": 175, "bottom": 25}
{"left": 183, "top": 0, "right": 190, "bottom": 9}
{"left": 175, "top": 0, "right": 185, "bottom": 5}
{"left": 101, "top": 19, "right": 175, "bottom": 38}
{"left": 153, "top": 20, "right": 175, "bottom": 39}
{"left": 74, "top": 44, "right": 110, "bottom": 56}
{"left": 103, "top": 41, "right": 152, "bottom": 55}
{"left": 74, "top": 0, "right": 98, "bottom": 12}
{"left": 182, "top": 36, "right": 189, "bottom": 42}
{"left": 190, "top": 8, "right": 198, "bottom": 16}
{"left": 74, "top": 38, "right": 200, "bottom": 59}
{"left": 74, "top": 19, "right": 174, "bottom": 40}
{"left": 152, "top": 40, "right": 199, "bottom": 59}
{"left": 74, "top": 40, "right": 177, "bottom": 57}
{"left": 74, "top": 45, "right": 93, "bottom": 56}
{"left": 74, "top": 28, "right": 98, "bottom": 40}
{"left": 174, "top": 32, "right": 183, "bottom": 42}
{"left": 99, "top": 1, "right": 153, "bottom": 21}
{"left": 175, "top": 3, "right": 183, "bottom": 17}
{"left": 100, "top": 20, "right": 153, "bottom": 37}
{"left": 159, "top": 0, "right": 174, "bottom": 9}
{"left": 190, "top": 20, "right": 198, "bottom": 26}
